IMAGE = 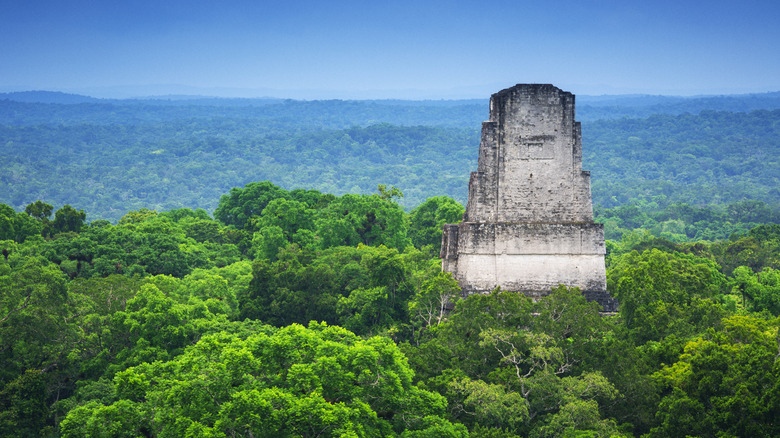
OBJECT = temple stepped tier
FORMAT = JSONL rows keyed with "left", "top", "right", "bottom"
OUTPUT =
{"left": 441, "top": 84, "right": 617, "bottom": 311}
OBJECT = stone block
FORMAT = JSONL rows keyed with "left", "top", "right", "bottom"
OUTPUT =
{"left": 441, "top": 84, "right": 617, "bottom": 311}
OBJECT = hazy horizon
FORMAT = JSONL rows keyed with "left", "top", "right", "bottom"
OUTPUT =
{"left": 4, "top": 86, "right": 780, "bottom": 102}
{"left": 2, "top": 0, "right": 779, "bottom": 100}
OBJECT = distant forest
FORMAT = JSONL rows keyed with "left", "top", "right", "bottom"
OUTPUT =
{"left": 1, "top": 91, "right": 778, "bottom": 227}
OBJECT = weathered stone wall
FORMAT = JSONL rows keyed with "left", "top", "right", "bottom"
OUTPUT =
{"left": 443, "top": 84, "right": 617, "bottom": 311}
{"left": 465, "top": 84, "right": 594, "bottom": 223}
{"left": 455, "top": 223, "right": 605, "bottom": 256}
{"left": 455, "top": 254, "right": 608, "bottom": 297}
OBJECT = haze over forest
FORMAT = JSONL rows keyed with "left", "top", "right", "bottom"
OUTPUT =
{"left": 1, "top": 90, "right": 779, "bottom": 229}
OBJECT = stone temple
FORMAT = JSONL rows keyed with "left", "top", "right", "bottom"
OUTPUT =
{"left": 440, "top": 84, "right": 617, "bottom": 311}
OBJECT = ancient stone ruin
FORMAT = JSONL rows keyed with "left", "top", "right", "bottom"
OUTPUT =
{"left": 441, "top": 84, "right": 617, "bottom": 311}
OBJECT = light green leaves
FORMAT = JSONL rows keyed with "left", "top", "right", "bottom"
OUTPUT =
{"left": 449, "top": 378, "right": 529, "bottom": 429}
{"left": 62, "top": 322, "right": 451, "bottom": 437}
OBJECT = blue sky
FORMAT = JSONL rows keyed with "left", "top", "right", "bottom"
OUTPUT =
{"left": 1, "top": 0, "right": 779, "bottom": 98}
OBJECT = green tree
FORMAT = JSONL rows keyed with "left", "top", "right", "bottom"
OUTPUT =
{"left": 62, "top": 322, "right": 459, "bottom": 437}
{"left": 9, "top": 211, "right": 44, "bottom": 243}
{"left": 240, "top": 244, "right": 420, "bottom": 334}
{"left": 59, "top": 400, "right": 150, "bottom": 438}
{"left": 214, "top": 181, "right": 291, "bottom": 230}
{"left": 607, "top": 248, "right": 727, "bottom": 343}
{"left": 448, "top": 378, "right": 528, "bottom": 431}
{"left": 24, "top": 200, "right": 53, "bottom": 221}
{"left": 407, "top": 288, "right": 625, "bottom": 436}
{"left": 730, "top": 266, "right": 780, "bottom": 314}
{"left": 256, "top": 198, "right": 316, "bottom": 240}
{"left": 316, "top": 193, "right": 411, "bottom": 250}
{"left": 0, "top": 204, "right": 16, "bottom": 242}
{"left": 0, "top": 370, "right": 49, "bottom": 437}
{"left": 712, "top": 224, "right": 780, "bottom": 276}
{"left": 378, "top": 184, "right": 404, "bottom": 202}
{"left": 0, "top": 255, "right": 69, "bottom": 381}
{"left": 117, "top": 208, "right": 157, "bottom": 225}
{"left": 408, "top": 271, "right": 461, "bottom": 331}
{"left": 50, "top": 204, "right": 87, "bottom": 235}
{"left": 407, "top": 196, "right": 464, "bottom": 249}
{"left": 252, "top": 225, "right": 287, "bottom": 261}
{"left": 649, "top": 315, "right": 780, "bottom": 437}
{"left": 180, "top": 268, "right": 240, "bottom": 317}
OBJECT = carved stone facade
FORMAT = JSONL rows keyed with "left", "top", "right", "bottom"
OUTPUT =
{"left": 441, "top": 84, "right": 617, "bottom": 311}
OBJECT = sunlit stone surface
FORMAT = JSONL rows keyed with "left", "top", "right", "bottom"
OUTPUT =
{"left": 441, "top": 84, "right": 617, "bottom": 311}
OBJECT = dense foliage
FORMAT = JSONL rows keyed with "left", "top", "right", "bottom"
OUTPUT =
{"left": 0, "top": 118, "right": 478, "bottom": 220}
{"left": 596, "top": 199, "right": 780, "bottom": 241}
{"left": 1, "top": 176, "right": 779, "bottom": 436}
{"left": 2, "top": 90, "right": 779, "bottom": 436}
{"left": 586, "top": 110, "right": 780, "bottom": 209}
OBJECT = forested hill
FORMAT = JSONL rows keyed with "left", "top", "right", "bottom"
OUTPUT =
{"left": 1, "top": 93, "right": 779, "bottom": 222}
